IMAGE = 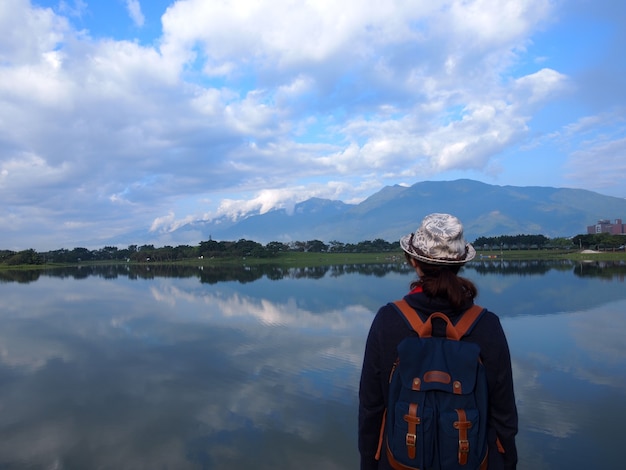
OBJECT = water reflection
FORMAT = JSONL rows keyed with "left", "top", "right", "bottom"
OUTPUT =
{"left": 0, "top": 271, "right": 376, "bottom": 469}
{"left": 0, "top": 262, "right": 413, "bottom": 284}
{"left": 504, "top": 301, "right": 626, "bottom": 469}
{"left": 1, "top": 259, "right": 625, "bottom": 285}
{"left": 4, "top": 260, "right": 625, "bottom": 319}
{"left": 0, "top": 261, "right": 625, "bottom": 469}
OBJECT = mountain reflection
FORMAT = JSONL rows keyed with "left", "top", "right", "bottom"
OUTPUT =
{"left": 1, "top": 259, "right": 625, "bottom": 284}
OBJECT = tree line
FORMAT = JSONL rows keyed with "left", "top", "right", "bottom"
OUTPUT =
{"left": 1, "top": 232, "right": 624, "bottom": 266}
{"left": 475, "top": 233, "right": 625, "bottom": 251}
{"left": 0, "top": 238, "right": 400, "bottom": 266}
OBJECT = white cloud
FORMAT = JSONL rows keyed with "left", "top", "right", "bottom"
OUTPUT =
{"left": 566, "top": 135, "right": 626, "bottom": 193}
{"left": 0, "top": 152, "right": 74, "bottom": 203}
{"left": 58, "top": 0, "right": 88, "bottom": 19}
{"left": 512, "top": 68, "right": 569, "bottom": 104}
{"left": 0, "top": 0, "right": 68, "bottom": 65}
{"left": 159, "top": 0, "right": 433, "bottom": 71}
{"left": 125, "top": 0, "right": 145, "bottom": 27}
{"left": 447, "top": 0, "right": 552, "bottom": 46}
{"left": 542, "top": 110, "right": 626, "bottom": 193}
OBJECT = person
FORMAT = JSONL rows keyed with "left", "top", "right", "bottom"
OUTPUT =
{"left": 358, "top": 213, "right": 518, "bottom": 470}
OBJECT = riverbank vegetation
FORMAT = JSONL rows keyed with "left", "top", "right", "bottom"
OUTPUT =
{"left": 1, "top": 233, "right": 624, "bottom": 268}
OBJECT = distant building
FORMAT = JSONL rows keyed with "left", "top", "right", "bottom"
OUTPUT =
{"left": 587, "top": 219, "right": 626, "bottom": 235}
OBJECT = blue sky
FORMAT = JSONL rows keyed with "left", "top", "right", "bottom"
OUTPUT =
{"left": 1, "top": 0, "right": 625, "bottom": 250}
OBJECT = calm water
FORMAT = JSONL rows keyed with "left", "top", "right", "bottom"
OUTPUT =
{"left": 0, "top": 260, "right": 625, "bottom": 469}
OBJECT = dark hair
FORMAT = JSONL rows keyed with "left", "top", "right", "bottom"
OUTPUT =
{"left": 406, "top": 254, "right": 477, "bottom": 310}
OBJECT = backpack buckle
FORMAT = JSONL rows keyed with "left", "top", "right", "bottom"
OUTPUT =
{"left": 455, "top": 409, "right": 472, "bottom": 464}
{"left": 406, "top": 433, "right": 416, "bottom": 447}
{"left": 459, "top": 439, "right": 469, "bottom": 453}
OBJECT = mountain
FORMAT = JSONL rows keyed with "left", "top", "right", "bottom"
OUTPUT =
{"left": 172, "top": 179, "right": 626, "bottom": 243}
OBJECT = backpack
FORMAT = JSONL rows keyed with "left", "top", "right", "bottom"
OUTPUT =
{"left": 378, "top": 300, "right": 489, "bottom": 470}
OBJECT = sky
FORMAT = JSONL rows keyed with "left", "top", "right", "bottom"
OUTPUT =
{"left": 1, "top": 0, "right": 625, "bottom": 251}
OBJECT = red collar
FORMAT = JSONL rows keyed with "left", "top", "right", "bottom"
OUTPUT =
{"left": 408, "top": 285, "right": 423, "bottom": 294}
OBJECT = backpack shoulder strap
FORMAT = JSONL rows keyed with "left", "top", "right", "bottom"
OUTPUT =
{"left": 454, "top": 304, "right": 486, "bottom": 338}
{"left": 391, "top": 300, "right": 485, "bottom": 339}
{"left": 390, "top": 299, "right": 425, "bottom": 333}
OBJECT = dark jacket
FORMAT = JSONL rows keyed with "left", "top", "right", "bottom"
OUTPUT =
{"left": 358, "top": 288, "right": 518, "bottom": 470}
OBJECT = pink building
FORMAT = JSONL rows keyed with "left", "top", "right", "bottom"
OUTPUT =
{"left": 587, "top": 219, "right": 626, "bottom": 235}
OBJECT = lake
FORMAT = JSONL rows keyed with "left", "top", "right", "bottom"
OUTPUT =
{"left": 1, "top": 259, "right": 625, "bottom": 469}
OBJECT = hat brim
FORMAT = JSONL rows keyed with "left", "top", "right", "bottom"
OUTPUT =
{"left": 400, "top": 233, "right": 476, "bottom": 265}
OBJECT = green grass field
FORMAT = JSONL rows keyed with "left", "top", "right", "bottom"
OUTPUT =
{"left": 171, "top": 249, "right": 626, "bottom": 266}
{"left": 474, "top": 249, "right": 626, "bottom": 262}
{"left": 2, "top": 249, "right": 625, "bottom": 270}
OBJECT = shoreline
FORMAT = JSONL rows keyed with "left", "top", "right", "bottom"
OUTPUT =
{"left": 2, "top": 249, "right": 626, "bottom": 270}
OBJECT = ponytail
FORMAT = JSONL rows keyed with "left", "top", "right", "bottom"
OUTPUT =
{"left": 408, "top": 258, "right": 477, "bottom": 310}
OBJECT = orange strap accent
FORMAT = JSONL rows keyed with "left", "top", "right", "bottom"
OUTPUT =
{"left": 403, "top": 403, "right": 420, "bottom": 459}
{"left": 496, "top": 436, "right": 505, "bottom": 453}
{"left": 375, "top": 409, "right": 387, "bottom": 460}
{"left": 419, "top": 312, "right": 461, "bottom": 339}
{"left": 454, "top": 409, "right": 472, "bottom": 465}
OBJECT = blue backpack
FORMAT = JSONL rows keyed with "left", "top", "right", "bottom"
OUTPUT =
{"left": 378, "top": 300, "right": 489, "bottom": 470}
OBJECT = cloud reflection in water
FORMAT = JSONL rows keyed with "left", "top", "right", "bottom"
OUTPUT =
{"left": 1, "top": 261, "right": 625, "bottom": 469}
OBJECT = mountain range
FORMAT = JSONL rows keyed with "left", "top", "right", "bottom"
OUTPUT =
{"left": 170, "top": 179, "right": 626, "bottom": 244}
